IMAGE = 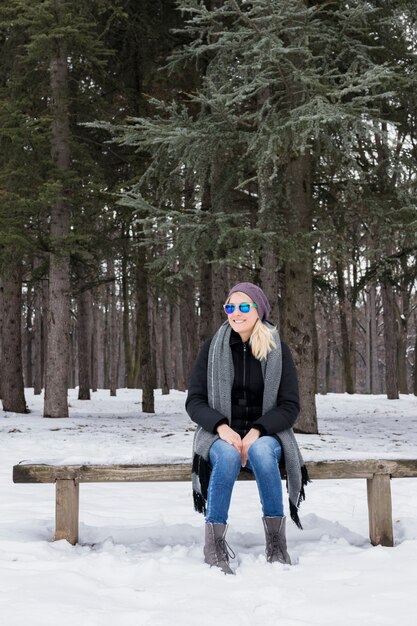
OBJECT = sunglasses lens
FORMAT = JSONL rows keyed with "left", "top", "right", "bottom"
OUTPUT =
{"left": 224, "top": 304, "right": 235, "bottom": 314}
{"left": 239, "top": 304, "right": 251, "bottom": 313}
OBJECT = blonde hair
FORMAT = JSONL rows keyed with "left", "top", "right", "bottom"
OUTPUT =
{"left": 250, "top": 319, "right": 277, "bottom": 361}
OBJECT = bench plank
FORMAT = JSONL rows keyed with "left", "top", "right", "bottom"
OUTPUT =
{"left": 13, "top": 459, "right": 417, "bottom": 483}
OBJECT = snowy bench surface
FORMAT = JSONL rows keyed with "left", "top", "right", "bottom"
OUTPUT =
{"left": 13, "top": 459, "right": 417, "bottom": 548}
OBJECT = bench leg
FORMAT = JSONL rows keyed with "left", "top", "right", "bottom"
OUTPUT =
{"left": 366, "top": 473, "right": 393, "bottom": 547}
{"left": 55, "top": 479, "right": 79, "bottom": 545}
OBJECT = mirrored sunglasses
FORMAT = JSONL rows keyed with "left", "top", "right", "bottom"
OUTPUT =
{"left": 223, "top": 303, "right": 257, "bottom": 315}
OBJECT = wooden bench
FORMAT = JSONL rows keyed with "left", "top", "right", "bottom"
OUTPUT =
{"left": 13, "top": 459, "right": 417, "bottom": 547}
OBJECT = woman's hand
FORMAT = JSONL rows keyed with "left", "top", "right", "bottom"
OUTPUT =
{"left": 240, "top": 428, "right": 260, "bottom": 467}
{"left": 216, "top": 424, "right": 242, "bottom": 454}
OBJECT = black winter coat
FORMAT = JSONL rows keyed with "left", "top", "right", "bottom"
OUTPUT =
{"left": 185, "top": 329, "right": 300, "bottom": 438}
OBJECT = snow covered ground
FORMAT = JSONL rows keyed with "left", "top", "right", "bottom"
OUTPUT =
{"left": 1, "top": 389, "right": 417, "bottom": 626}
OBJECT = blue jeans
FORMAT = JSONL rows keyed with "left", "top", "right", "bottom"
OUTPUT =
{"left": 205, "top": 436, "right": 284, "bottom": 524}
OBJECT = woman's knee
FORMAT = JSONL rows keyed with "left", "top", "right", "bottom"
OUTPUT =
{"left": 210, "top": 440, "right": 242, "bottom": 473}
{"left": 247, "top": 436, "right": 281, "bottom": 466}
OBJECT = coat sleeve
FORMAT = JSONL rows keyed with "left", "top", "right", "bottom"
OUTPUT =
{"left": 185, "top": 338, "right": 229, "bottom": 434}
{"left": 252, "top": 341, "right": 300, "bottom": 434}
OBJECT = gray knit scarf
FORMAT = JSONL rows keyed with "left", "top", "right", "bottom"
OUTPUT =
{"left": 191, "top": 321, "right": 308, "bottom": 528}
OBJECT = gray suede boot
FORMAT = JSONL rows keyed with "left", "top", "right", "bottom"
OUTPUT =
{"left": 262, "top": 516, "right": 292, "bottom": 565}
{"left": 204, "top": 523, "right": 235, "bottom": 575}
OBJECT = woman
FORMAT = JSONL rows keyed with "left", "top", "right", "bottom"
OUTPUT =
{"left": 186, "top": 282, "right": 308, "bottom": 574}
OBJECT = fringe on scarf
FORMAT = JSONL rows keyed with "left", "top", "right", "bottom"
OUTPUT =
{"left": 192, "top": 453, "right": 211, "bottom": 515}
{"left": 288, "top": 464, "right": 311, "bottom": 530}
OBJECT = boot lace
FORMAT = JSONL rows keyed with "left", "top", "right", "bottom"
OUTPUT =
{"left": 215, "top": 537, "right": 236, "bottom": 563}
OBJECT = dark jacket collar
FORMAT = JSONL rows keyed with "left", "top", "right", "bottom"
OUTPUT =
{"left": 229, "top": 329, "right": 247, "bottom": 345}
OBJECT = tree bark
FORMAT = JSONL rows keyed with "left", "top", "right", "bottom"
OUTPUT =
{"left": 282, "top": 154, "right": 317, "bottom": 434}
{"left": 0, "top": 266, "right": 27, "bottom": 413}
{"left": 44, "top": 21, "right": 71, "bottom": 418}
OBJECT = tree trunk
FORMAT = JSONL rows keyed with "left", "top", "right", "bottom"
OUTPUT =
{"left": 368, "top": 282, "right": 381, "bottom": 393}
{"left": 282, "top": 154, "right": 317, "bottom": 434}
{"left": 397, "top": 276, "right": 409, "bottom": 394}
{"left": 121, "top": 238, "right": 134, "bottom": 388}
{"left": 0, "top": 276, "right": 3, "bottom": 400}
{"left": 103, "top": 286, "right": 110, "bottom": 389}
{"left": 0, "top": 266, "right": 27, "bottom": 413}
{"left": 260, "top": 249, "right": 279, "bottom": 325}
{"left": 136, "top": 242, "right": 155, "bottom": 412}
{"left": 380, "top": 279, "right": 399, "bottom": 399}
{"left": 316, "top": 302, "right": 327, "bottom": 395}
{"left": 77, "top": 287, "right": 92, "bottom": 400}
{"left": 181, "top": 281, "right": 199, "bottom": 386}
{"left": 397, "top": 324, "right": 409, "bottom": 394}
{"left": 44, "top": 23, "right": 70, "bottom": 418}
{"left": 350, "top": 262, "right": 358, "bottom": 388}
{"left": 212, "top": 265, "right": 228, "bottom": 330}
{"left": 257, "top": 157, "right": 280, "bottom": 323}
{"left": 413, "top": 313, "right": 417, "bottom": 396}
{"left": 33, "top": 273, "right": 44, "bottom": 395}
{"left": 172, "top": 295, "right": 187, "bottom": 391}
{"left": 160, "top": 298, "right": 172, "bottom": 394}
{"left": 68, "top": 316, "right": 77, "bottom": 389}
{"left": 107, "top": 258, "right": 118, "bottom": 396}
{"left": 326, "top": 305, "right": 337, "bottom": 393}
{"left": 91, "top": 295, "right": 99, "bottom": 392}
{"left": 335, "top": 260, "right": 354, "bottom": 394}
{"left": 25, "top": 282, "right": 33, "bottom": 387}
{"left": 198, "top": 182, "right": 214, "bottom": 343}
{"left": 199, "top": 260, "right": 213, "bottom": 343}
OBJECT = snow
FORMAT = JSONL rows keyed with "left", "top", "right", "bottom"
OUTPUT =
{"left": 1, "top": 389, "right": 417, "bottom": 626}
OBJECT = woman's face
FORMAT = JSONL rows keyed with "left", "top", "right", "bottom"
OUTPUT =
{"left": 226, "top": 291, "right": 259, "bottom": 341}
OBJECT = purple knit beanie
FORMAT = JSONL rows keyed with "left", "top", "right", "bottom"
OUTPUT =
{"left": 227, "top": 282, "right": 271, "bottom": 321}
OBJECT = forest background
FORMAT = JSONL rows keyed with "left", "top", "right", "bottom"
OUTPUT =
{"left": 0, "top": 0, "right": 416, "bottom": 435}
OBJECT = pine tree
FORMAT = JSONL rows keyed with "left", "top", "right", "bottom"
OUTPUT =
{"left": 104, "top": 0, "right": 417, "bottom": 429}
{"left": 1, "top": 1, "right": 124, "bottom": 413}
